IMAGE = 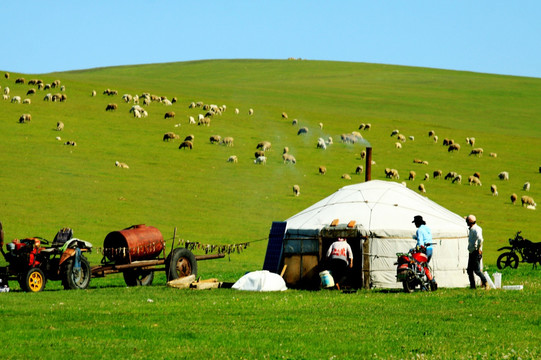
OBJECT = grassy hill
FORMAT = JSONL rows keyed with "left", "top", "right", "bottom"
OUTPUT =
{"left": 1, "top": 59, "right": 540, "bottom": 275}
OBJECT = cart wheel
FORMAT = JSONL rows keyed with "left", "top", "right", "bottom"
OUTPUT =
{"left": 22, "top": 268, "right": 46, "bottom": 292}
{"left": 497, "top": 252, "right": 519, "bottom": 269}
{"left": 123, "top": 268, "right": 154, "bottom": 286}
{"left": 62, "top": 256, "right": 91, "bottom": 290}
{"left": 166, "top": 248, "right": 197, "bottom": 281}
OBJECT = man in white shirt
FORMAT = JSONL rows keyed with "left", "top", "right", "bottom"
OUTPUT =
{"left": 326, "top": 237, "right": 353, "bottom": 287}
{"left": 466, "top": 215, "right": 489, "bottom": 290}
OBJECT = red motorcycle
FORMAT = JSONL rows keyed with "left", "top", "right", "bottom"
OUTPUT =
{"left": 395, "top": 245, "right": 437, "bottom": 293}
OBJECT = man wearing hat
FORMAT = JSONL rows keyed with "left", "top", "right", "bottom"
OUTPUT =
{"left": 465, "top": 214, "right": 489, "bottom": 290}
{"left": 412, "top": 215, "right": 433, "bottom": 262}
{"left": 326, "top": 237, "right": 353, "bottom": 287}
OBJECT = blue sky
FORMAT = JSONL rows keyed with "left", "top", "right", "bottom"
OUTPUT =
{"left": 2, "top": 1, "right": 540, "bottom": 78}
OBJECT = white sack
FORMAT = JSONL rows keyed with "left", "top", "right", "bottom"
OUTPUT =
{"left": 232, "top": 270, "right": 288, "bottom": 292}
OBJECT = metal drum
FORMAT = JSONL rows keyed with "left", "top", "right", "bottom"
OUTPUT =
{"left": 103, "top": 224, "right": 164, "bottom": 264}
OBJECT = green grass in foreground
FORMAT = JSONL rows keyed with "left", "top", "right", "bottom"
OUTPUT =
{"left": 0, "top": 268, "right": 539, "bottom": 360}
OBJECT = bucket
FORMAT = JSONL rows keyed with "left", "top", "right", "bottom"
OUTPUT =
{"left": 319, "top": 270, "right": 335, "bottom": 288}
{"left": 493, "top": 272, "right": 502, "bottom": 289}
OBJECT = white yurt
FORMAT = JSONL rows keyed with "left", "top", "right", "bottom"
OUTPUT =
{"left": 264, "top": 180, "right": 471, "bottom": 289}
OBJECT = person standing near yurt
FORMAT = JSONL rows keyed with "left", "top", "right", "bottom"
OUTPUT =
{"left": 412, "top": 215, "right": 433, "bottom": 263}
{"left": 326, "top": 237, "right": 353, "bottom": 287}
{"left": 465, "top": 214, "right": 489, "bottom": 290}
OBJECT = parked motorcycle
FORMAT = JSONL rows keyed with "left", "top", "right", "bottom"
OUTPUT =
{"left": 395, "top": 245, "right": 437, "bottom": 293}
{"left": 497, "top": 231, "right": 541, "bottom": 269}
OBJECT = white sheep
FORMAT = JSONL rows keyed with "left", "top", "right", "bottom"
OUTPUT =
{"left": 235, "top": 108, "right": 239, "bottom": 114}
{"left": 227, "top": 155, "right": 238, "bottom": 163}
{"left": 189, "top": 116, "right": 196, "bottom": 124}
{"left": 4, "top": 87, "right": 10, "bottom": 95}
{"left": 282, "top": 154, "right": 296, "bottom": 164}
{"left": 115, "top": 161, "right": 129, "bottom": 169}
{"left": 248, "top": 108, "right": 254, "bottom": 115}
{"left": 11, "top": 96, "right": 21, "bottom": 103}
{"left": 56, "top": 121, "right": 64, "bottom": 131}
{"left": 523, "top": 182, "right": 530, "bottom": 191}
{"left": 316, "top": 138, "right": 327, "bottom": 150}
{"left": 521, "top": 195, "right": 536, "bottom": 209}
{"left": 254, "top": 156, "right": 267, "bottom": 165}
{"left": 418, "top": 184, "right": 426, "bottom": 193}
{"left": 498, "top": 171, "right": 509, "bottom": 181}
{"left": 395, "top": 142, "right": 402, "bottom": 149}
{"left": 390, "top": 129, "right": 399, "bottom": 137}
{"left": 491, "top": 185, "right": 498, "bottom": 196}
{"left": 293, "top": 185, "right": 300, "bottom": 197}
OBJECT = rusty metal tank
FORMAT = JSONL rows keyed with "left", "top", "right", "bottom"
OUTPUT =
{"left": 103, "top": 224, "right": 164, "bottom": 264}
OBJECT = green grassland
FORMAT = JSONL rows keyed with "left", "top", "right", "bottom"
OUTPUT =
{"left": 0, "top": 60, "right": 540, "bottom": 359}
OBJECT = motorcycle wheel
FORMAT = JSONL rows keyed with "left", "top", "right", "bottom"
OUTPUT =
{"left": 430, "top": 280, "right": 438, "bottom": 291}
{"left": 62, "top": 256, "right": 91, "bottom": 290}
{"left": 496, "top": 252, "right": 519, "bottom": 269}
{"left": 123, "top": 268, "right": 154, "bottom": 286}
{"left": 402, "top": 280, "right": 415, "bottom": 293}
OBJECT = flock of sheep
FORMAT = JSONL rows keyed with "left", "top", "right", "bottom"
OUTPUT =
{"left": 2, "top": 70, "right": 538, "bottom": 208}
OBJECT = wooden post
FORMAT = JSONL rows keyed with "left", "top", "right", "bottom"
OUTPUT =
{"left": 365, "top": 147, "right": 372, "bottom": 182}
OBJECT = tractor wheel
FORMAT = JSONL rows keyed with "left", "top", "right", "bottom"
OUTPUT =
{"left": 166, "top": 248, "right": 197, "bottom": 281}
{"left": 497, "top": 252, "right": 519, "bottom": 269}
{"left": 62, "top": 256, "right": 91, "bottom": 290}
{"left": 402, "top": 279, "right": 415, "bottom": 293}
{"left": 21, "top": 268, "right": 46, "bottom": 292}
{"left": 123, "top": 268, "right": 155, "bottom": 286}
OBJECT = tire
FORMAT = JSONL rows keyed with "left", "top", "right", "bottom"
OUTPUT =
{"left": 497, "top": 252, "right": 519, "bottom": 269}
{"left": 123, "top": 268, "right": 155, "bottom": 286}
{"left": 22, "top": 268, "right": 46, "bottom": 292}
{"left": 402, "top": 279, "right": 415, "bottom": 293}
{"left": 166, "top": 248, "right": 197, "bottom": 281}
{"left": 62, "top": 256, "right": 91, "bottom": 290}
{"left": 430, "top": 280, "right": 438, "bottom": 291}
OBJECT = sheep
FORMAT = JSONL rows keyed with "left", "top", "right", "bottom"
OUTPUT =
{"left": 395, "top": 142, "right": 402, "bottom": 149}
{"left": 256, "top": 141, "right": 272, "bottom": 151}
{"left": 444, "top": 171, "right": 458, "bottom": 180}
{"left": 433, "top": 170, "right": 443, "bottom": 179}
{"left": 172, "top": 97, "right": 178, "bottom": 104}
{"left": 521, "top": 195, "right": 536, "bottom": 209}
{"left": 115, "top": 161, "right": 129, "bottom": 169}
{"left": 281, "top": 112, "right": 288, "bottom": 119}
{"left": 355, "top": 165, "right": 363, "bottom": 175}
{"left": 210, "top": 135, "right": 222, "bottom": 144}
{"left": 105, "top": 103, "right": 118, "bottom": 111}
{"left": 3, "top": 87, "right": 9, "bottom": 95}
{"left": 133, "top": 95, "right": 139, "bottom": 104}
{"left": 248, "top": 108, "right": 254, "bottom": 115}
{"left": 64, "top": 141, "right": 77, "bottom": 146}
{"left": 255, "top": 150, "right": 265, "bottom": 159}
{"left": 498, "top": 171, "right": 509, "bottom": 181}
{"left": 319, "top": 122, "right": 323, "bottom": 129}
{"left": 316, "top": 138, "right": 327, "bottom": 150}
{"left": 489, "top": 152, "right": 498, "bottom": 158}
{"left": 297, "top": 127, "right": 309, "bottom": 135}
{"left": 491, "top": 185, "right": 498, "bottom": 196}
{"left": 424, "top": 173, "right": 430, "bottom": 181}
{"left": 413, "top": 159, "right": 425, "bottom": 164}
{"left": 359, "top": 124, "right": 366, "bottom": 130}
{"left": 222, "top": 137, "right": 234, "bottom": 147}
{"left": 179, "top": 140, "right": 193, "bottom": 150}
{"left": 293, "top": 185, "right": 300, "bottom": 196}
{"left": 327, "top": 136, "right": 333, "bottom": 145}
{"left": 254, "top": 156, "right": 267, "bottom": 165}
{"left": 364, "top": 123, "right": 371, "bottom": 130}
{"left": 4, "top": 72, "right": 9, "bottom": 79}
{"left": 511, "top": 193, "right": 517, "bottom": 205}
{"left": 319, "top": 166, "right": 327, "bottom": 175}
{"left": 43, "top": 93, "right": 53, "bottom": 101}
{"left": 433, "top": 135, "right": 439, "bottom": 144}
{"left": 418, "top": 184, "right": 426, "bottom": 193}
{"left": 283, "top": 154, "right": 296, "bottom": 164}
{"left": 428, "top": 130, "right": 435, "bottom": 137}
{"left": 390, "top": 129, "right": 399, "bottom": 137}
{"left": 409, "top": 136, "right": 415, "bottom": 141}
{"left": 2, "top": 95, "right": 8, "bottom": 100}
{"left": 56, "top": 121, "right": 64, "bottom": 131}
{"left": 283, "top": 147, "right": 289, "bottom": 154}
{"left": 466, "top": 137, "right": 476, "bottom": 146}
{"left": 448, "top": 143, "right": 460, "bottom": 152}
{"left": 384, "top": 168, "right": 399, "bottom": 179}
{"left": 341, "top": 133, "right": 358, "bottom": 144}
{"left": 133, "top": 109, "right": 141, "bottom": 118}
{"left": 235, "top": 108, "right": 239, "bottom": 115}
{"left": 184, "top": 135, "right": 195, "bottom": 142}
{"left": 188, "top": 116, "right": 196, "bottom": 124}
{"left": 163, "top": 99, "right": 173, "bottom": 106}
{"left": 18, "top": 114, "right": 31, "bottom": 123}
{"left": 164, "top": 111, "right": 175, "bottom": 119}
{"left": 11, "top": 96, "right": 21, "bottom": 103}
{"left": 473, "top": 172, "right": 481, "bottom": 179}
{"left": 52, "top": 80, "right": 61, "bottom": 88}
{"left": 122, "top": 94, "right": 132, "bottom": 103}
{"left": 163, "top": 132, "right": 180, "bottom": 141}
{"left": 15, "top": 77, "right": 25, "bottom": 84}
{"left": 408, "top": 171, "right": 416, "bottom": 181}
{"left": 523, "top": 182, "right": 531, "bottom": 191}
{"left": 292, "top": 119, "right": 298, "bottom": 126}
{"left": 360, "top": 150, "right": 366, "bottom": 160}
{"left": 397, "top": 134, "right": 406, "bottom": 142}
{"left": 468, "top": 176, "right": 482, "bottom": 186}
{"left": 342, "top": 174, "right": 352, "bottom": 180}
{"left": 452, "top": 175, "right": 462, "bottom": 184}
{"left": 469, "top": 148, "right": 483, "bottom": 157}
{"left": 198, "top": 117, "right": 211, "bottom": 126}
{"left": 91, "top": 90, "right": 97, "bottom": 97}
{"left": 227, "top": 155, "right": 238, "bottom": 163}
{"left": 60, "top": 94, "right": 67, "bottom": 102}
{"left": 26, "top": 89, "right": 36, "bottom": 96}
{"left": 22, "top": 98, "right": 31, "bottom": 104}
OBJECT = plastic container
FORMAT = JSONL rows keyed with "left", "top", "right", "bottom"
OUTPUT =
{"left": 502, "top": 285, "right": 523, "bottom": 290}
{"left": 319, "top": 270, "right": 335, "bottom": 288}
{"left": 483, "top": 271, "right": 496, "bottom": 289}
{"left": 103, "top": 224, "right": 164, "bottom": 264}
{"left": 493, "top": 272, "right": 502, "bottom": 289}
